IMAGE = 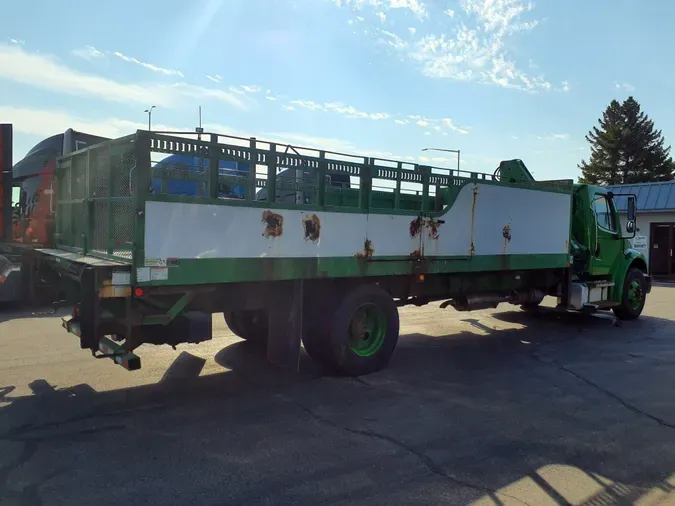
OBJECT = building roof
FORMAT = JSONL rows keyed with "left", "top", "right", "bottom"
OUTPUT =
{"left": 606, "top": 181, "right": 675, "bottom": 212}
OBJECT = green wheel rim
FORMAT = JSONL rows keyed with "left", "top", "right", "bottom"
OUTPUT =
{"left": 348, "top": 303, "right": 387, "bottom": 357}
{"left": 627, "top": 280, "right": 644, "bottom": 311}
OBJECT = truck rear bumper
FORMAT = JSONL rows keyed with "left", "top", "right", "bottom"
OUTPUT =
{"left": 61, "top": 316, "right": 141, "bottom": 371}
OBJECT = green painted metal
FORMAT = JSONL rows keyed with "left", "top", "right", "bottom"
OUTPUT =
{"left": 55, "top": 134, "right": 137, "bottom": 262}
{"left": 349, "top": 302, "right": 387, "bottom": 357}
{"left": 52, "top": 129, "right": 651, "bottom": 301}
{"left": 569, "top": 183, "right": 649, "bottom": 303}
{"left": 609, "top": 248, "right": 648, "bottom": 302}
{"left": 141, "top": 291, "right": 196, "bottom": 325}
{"left": 627, "top": 279, "right": 643, "bottom": 310}
{"left": 134, "top": 253, "right": 570, "bottom": 286}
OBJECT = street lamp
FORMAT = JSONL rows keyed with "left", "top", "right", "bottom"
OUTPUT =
{"left": 421, "top": 147, "right": 460, "bottom": 173}
{"left": 144, "top": 105, "right": 156, "bottom": 131}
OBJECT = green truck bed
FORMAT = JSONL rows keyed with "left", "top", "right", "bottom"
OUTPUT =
{"left": 51, "top": 130, "right": 574, "bottom": 288}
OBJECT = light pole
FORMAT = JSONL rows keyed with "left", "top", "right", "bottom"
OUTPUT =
{"left": 144, "top": 105, "right": 156, "bottom": 131}
{"left": 421, "top": 147, "right": 460, "bottom": 173}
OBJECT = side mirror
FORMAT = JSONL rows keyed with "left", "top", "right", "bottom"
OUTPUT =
{"left": 625, "top": 195, "right": 637, "bottom": 238}
{"left": 627, "top": 195, "right": 636, "bottom": 221}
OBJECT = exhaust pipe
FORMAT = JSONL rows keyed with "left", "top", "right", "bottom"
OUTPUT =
{"left": 440, "top": 289, "right": 545, "bottom": 312}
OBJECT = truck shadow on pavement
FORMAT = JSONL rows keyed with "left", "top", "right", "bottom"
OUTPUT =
{"left": 1, "top": 308, "right": 675, "bottom": 505}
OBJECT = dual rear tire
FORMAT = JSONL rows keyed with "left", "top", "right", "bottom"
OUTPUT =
{"left": 223, "top": 284, "right": 400, "bottom": 376}
{"left": 223, "top": 309, "right": 268, "bottom": 346}
{"left": 302, "top": 284, "right": 399, "bottom": 376}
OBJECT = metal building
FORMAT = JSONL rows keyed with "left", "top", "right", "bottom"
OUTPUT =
{"left": 607, "top": 181, "right": 675, "bottom": 279}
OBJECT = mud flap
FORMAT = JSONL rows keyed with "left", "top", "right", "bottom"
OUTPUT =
{"left": 266, "top": 280, "right": 303, "bottom": 372}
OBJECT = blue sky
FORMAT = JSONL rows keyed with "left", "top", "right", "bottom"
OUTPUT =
{"left": 1, "top": 0, "right": 674, "bottom": 180}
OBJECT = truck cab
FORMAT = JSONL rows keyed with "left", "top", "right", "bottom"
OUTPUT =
{"left": 0, "top": 126, "right": 110, "bottom": 304}
{"left": 568, "top": 184, "right": 650, "bottom": 318}
{"left": 9, "top": 128, "right": 110, "bottom": 245}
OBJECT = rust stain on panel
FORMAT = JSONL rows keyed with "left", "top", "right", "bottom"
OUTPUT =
{"left": 428, "top": 218, "right": 442, "bottom": 240}
{"left": 302, "top": 214, "right": 321, "bottom": 242}
{"left": 502, "top": 223, "right": 512, "bottom": 254}
{"left": 469, "top": 184, "right": 478, "bottom": 255}
{"left": 409, "top": 216, "right": 423, "bottom": 238}
{"left": 262, "top": 210, "right": 283, "bottom": 238}
{"left": 410, "top": 216, "right": 443, "bottom": 240}
{"left": 355, "top": 239, "right": 374, "bottom": 259}
{"left": 409, "top": 249, "right": 422, "bottom": 260}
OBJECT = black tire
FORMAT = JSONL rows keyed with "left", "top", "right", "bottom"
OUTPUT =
{"left": 223, "top": 309, "right": 268, "bottom": 345}
{"left": 321, "top": 284, "right": 400, "bottom": 376}
{"left": 301, "top": 291, "right": 337, "bottom": 366}
{"left": 613, "top": 267, "right": 647, "bottom": 320}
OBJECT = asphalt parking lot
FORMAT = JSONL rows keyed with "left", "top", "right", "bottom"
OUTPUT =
{"left": 1, "top": 286, "right": 675, "bottom": 505}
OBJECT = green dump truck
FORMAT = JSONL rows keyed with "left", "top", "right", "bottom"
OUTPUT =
{"left": 27, "top": 129, "right": 651, "bottom": 375}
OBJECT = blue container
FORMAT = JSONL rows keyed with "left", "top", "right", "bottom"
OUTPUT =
{"left": 151, "top": 154, "right": 250, "bottom": 199}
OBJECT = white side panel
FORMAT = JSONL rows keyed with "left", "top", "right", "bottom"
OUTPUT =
{"left": 465, "top": 184, "right": 571, "bottom": 255}
{"left": 144, "top": 183, "right": 571, "bottom": 261}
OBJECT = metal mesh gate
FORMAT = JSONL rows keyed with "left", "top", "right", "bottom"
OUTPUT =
{"left": 55, "top": 135, "right": 136, "bottom": 261}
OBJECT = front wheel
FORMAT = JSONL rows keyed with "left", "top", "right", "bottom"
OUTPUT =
{"left": 613, "top": 268, "right": 647, "bottom": 320}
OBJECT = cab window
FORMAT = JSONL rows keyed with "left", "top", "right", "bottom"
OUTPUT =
{"left": 593, "top": 194, "right": 616, "bottom": 232}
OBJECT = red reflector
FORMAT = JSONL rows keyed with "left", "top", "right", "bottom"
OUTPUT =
{"left": 134, "top": 287, "right": 144, "bottom": 297}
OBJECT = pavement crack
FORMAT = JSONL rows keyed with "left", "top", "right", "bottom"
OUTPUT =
{"left": 280, "top": 395, "right": 532, "bottom": 506}
{"left": 532, "top": 353, "right": 675, "bottom": 431}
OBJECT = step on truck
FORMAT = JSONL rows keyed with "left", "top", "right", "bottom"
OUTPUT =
{"left": 29, "top": 129, "right": 651, "bottom": 375}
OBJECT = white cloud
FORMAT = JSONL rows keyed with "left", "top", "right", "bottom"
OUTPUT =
{"left": 379, "top": 30, "right": 408, "bottom": 50}
{"left": 332, "top": 0, "right": 427, "bottom": 19}
{"left": 206, "top": 74, "right": 222, "bottom": 83}
{"left": 408, "top": 27, "right": 416, "bottom": 34}
{"left": 72, "top": 45, "right": 105, "bottom": 61}
{"left": 290, "top": 99, "right": 325, "bottom": 111}
{"left": 388, "top": 0, "right": 427, "bottom": 19}
{"left": 416, "top": 119, "right": 429, "bottom": 127}
{"left": 286, "top": 99, "right": 391, "bottom": 120}
{"left": 0, "top": 106, "right": 161, "bottom": 149}
{"left": 9, "top": 38, "right": 25, "bottom": 45}
{"left": 365, "top": 0, "right": 550, "bottom": 92}
{"left": 240, "top": 84, "right": 263, "bottom": 93}
{"left": 615, "top": 82, "right": 635, "bottom": 92}
{"left": 442, "top": 117, "right": 470, "bottom": 134}
{"left": 561, "top": 80, "right": 570, "bottom": 92}
{"left": 394, "top": 119, "right": 408, "bottom": 125}
{"left": 376, "top": 11, "right": 387, "bottom": 21}
{"left": 113, "top": 51, "right": 184, "bottom": 77}
{"left": 0, "top": 44, "right": 250, "bottom": 110}
{"left": 538, "top": 133, "right": 570, "bottom": 141}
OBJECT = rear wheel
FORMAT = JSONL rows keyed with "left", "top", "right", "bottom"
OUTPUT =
{"left": 306, "top": 284, "right": 399, "bottom": 376}
{"left": 223, "top": 309, "right": 268, "bottom": 346}
{"left": 613, "top": 267, "right": 647, "bottom": 320}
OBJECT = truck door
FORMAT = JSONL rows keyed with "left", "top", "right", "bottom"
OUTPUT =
{"left": 590, "top": 192, "right": 622, "bottom": 276}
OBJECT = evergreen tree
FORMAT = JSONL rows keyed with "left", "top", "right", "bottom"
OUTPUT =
{"left": 578, "top": 96, "right": 674, "bottom": 185}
